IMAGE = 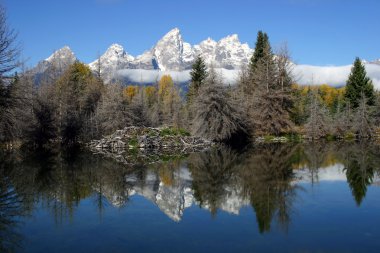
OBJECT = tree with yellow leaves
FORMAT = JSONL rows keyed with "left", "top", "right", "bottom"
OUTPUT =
{"left": 157, "top": 75, "right": 182, "bottom": 127}
{"left": 123, "top": 85, "right": 139, "bottom": 103}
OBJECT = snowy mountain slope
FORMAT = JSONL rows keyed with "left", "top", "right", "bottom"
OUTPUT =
{"left": 34, "top": 46, "right": 76, "bottom": 73}
{"left": 30, "top": 46, "right": 77, "bottom": 83}
{"left": 88, "top": 43, "right": 135, "bottom": 81}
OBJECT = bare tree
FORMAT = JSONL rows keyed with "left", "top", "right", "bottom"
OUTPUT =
{"left": 129, "top": 86, "right": 150, "bottom": 127}
{"left": 0, "top": 5, "right": 20, "bottom": 78}
{"left": 0, "top": 5, "right": 21, "bottom": 144}
{"left": 94, "top": 83, "right": 132, "bottom": 136}
{"left": 351, "top": 93, "right": 373, "bottom": 138}
{"left": 304, "top": 89, "right": 330, "bottom": 139}
{"left": 191, "top": 67, "right": 246, "bottom": 141}
{"left": 331, "top": 102, "right": 352, "bottom": 138}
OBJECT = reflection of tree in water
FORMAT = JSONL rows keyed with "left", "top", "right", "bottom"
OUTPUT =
{"left": 0, "top": 150, "right": 29, "bottom": 253}
{"left": 296, "top": 142, "right": 380, "bottom": 206}
{"left": 341, "top": 142, "right": 379, "bottom": 206}
{"left": 188, "top": 147, "right": 241, "bottom": 216}
{"left": 239, "top": 144, "right": 300, "bottom": 233}
{"left": 302, "top": 142, "right": 338, "bottom": 185}
{"left": 2, "top": 147, "right": 135, "bottom": 225}
{"left": 2, "top": 140, "right": 380, "bottom": 245}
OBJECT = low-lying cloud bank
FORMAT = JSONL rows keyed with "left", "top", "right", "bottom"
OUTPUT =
{"left": 116, "top": 63, "right": 380, "bottom": 89}
{"left": 116, "top": 68, "right": 240, "bottom": 85}
{"left": 294, "top": 64, "right": 380, "bottom": 89}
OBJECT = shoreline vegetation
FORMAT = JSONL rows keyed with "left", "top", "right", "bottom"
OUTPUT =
{"left": 0, "top": 3, "right": 380, "bottom": 150}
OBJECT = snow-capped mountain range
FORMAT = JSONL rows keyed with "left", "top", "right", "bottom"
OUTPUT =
{"left": 87, "top": 28, "right": 252, "bottom": 73}
{"left": 32, "top": 27, "right": 380, "bottom": 89}
{"left": 35, "top": 28, "right": 253, "bottom": 82}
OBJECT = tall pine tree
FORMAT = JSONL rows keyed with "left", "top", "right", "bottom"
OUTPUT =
{"left": 345, "top": 57, "right": 375, "bottom": 108}
{"left": 249, "top": 31, "right": 270, "bottom": 72}
{"left": 187, "top": 55, "right": 208, "bottom": 104}
{"left": 248, "top": 32, "right": 294, "bottom": 136}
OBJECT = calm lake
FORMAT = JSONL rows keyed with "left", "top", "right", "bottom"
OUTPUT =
{"left": 1, "top": 142, "right": 380, "bottom": 253}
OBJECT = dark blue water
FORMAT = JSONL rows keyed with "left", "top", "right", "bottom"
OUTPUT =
{"left": 1, "top": 142, "right": 380, "bottom": 252}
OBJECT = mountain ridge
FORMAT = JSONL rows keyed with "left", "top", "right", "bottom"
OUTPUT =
{"left": 35, "top": 28, "right": 254, "bottom": 82}
{"left": 31, "top": 28, "right": 380, "bottom": 88}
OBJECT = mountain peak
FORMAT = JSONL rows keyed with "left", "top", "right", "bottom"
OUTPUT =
{"left": 225, "top": 34, "right": 239, "bottom": 40}
{"left": 219, "top": 34, "right": 240, "bottom": 44}
{"left": 102, "top": 43, "right": 129, "bottom": 60}
{"left": 46, "top": 46, "right": 76, "bottom": 62}
{"left": 153, "top": 28, "right": 185, "bottom": 71}
{"left": 202, "top": 37, "right": 217, "bottom": 46}
{"left": 159, "top": 28, "right": 182, "bottom": 43}
{"left": 165, "top": 27, "right": 181, "bottom": 37}
{"left": 107, "top": 43, "right": 124, "bottom": 52}
{"left": 88, "top": 43, "right": 134, "bottom": 81}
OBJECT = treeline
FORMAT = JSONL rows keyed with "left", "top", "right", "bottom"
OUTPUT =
{"left": 0, "top": 4, "right": 379, "bottom": 147}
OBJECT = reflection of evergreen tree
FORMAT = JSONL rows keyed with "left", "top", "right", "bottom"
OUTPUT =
{"left": 189, "top": 147, "right": 240, "bottom": 216}
{"left": 301, "top": 142, "right": 380, "bottom": 206}
{"left": 240, "top": 144, "right": 299, "bottom": 233}
{"left": 343, "top": 144, "right": 376, "bottom": 206}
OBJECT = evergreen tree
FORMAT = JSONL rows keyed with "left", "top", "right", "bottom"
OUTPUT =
{"left": 249, "top": 31, "right": 270, "bottom": 72}
{"left": 248, "top": 34, "right": 294, "bottom": 136}
{"left": 345, "top": 57, "right": 375, "bottom": 108}
{"left": 187, "top": 55, "right": 208, "bottom": 104}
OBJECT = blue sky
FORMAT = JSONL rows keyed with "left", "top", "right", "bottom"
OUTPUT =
{"left": 3, "top": 0, "right": 380, "bottom": 67}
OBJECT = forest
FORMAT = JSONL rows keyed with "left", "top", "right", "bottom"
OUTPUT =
{"left": 0, "top": 6, "right": 379, "bottom": 148}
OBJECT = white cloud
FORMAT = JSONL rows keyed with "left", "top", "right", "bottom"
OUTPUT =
{"left": 115, "top": 64, "right": 380, "bottom": 90}
{"left": 294, "top": 63, "right": 380, "bottom": 89}
{"left": 116, "top": 69, "right": 191, "bottom": 83}
{"left": 116, "top": 68, "right": 240, "bottom": 85}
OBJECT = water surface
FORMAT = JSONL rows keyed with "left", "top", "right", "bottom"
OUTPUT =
{"left": 1, "top": 142, "right": 380, "bottom": 252}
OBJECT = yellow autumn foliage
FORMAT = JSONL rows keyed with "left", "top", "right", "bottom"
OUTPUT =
{"left": 123, "top": 85, "right": 139, "bottom": 102}
{"left": 293, "top": 83, "right": 345, "bottom": 108}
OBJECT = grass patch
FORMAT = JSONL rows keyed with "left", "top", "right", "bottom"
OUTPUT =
{"left": 263, "top": 135, "right": 275, "bottom": 142}
{"left": 344, "top": 132, "right": 355, "bottom": 140}
{"left": 128, "top": 137, "right": 138, "bottom": 147}
{"left": 284, "top": 133, "right": 303, "bottom": 142}
{"left": 326, "top": 134, "right": 336, "bottom": 141}
{"left": 160, "top": 127, "right": 190, "bottom": 137}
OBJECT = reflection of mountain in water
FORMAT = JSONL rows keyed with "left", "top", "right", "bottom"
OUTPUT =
{"left": 1, "top": 142, "right": 380, "bottom": 238}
